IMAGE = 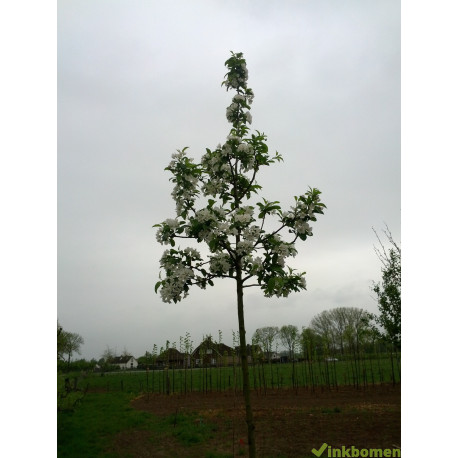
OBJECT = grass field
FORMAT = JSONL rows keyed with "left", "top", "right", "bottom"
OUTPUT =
{"left": 65, "top": 356, "right": 400, "bottom": 396}
{"left": 58, "top": 392, "right": 155, "bottom": 457}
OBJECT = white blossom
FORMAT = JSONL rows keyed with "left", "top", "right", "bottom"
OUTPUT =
{"left": 272, "top": 241, "right": 297, "bottom": 258}
{"left": 227, "top": 134, "right": 241, "bottom": 143}
{"left": 156, "top": 228, "right": 165, "bottom": 244}
{"left": 220, "top": 163, "right": 231, "bottom": 173}
{"left": 226, "top": 103, "right": 239, "bottom": 123}
{"left": 168, "top": 149, "right": 187, "bottom": 166}
{"left": 237, "top": 143, "right": 251, "bottom": 153}
{"left": 241, "top": 155, "right": 256, "bottom": 172}
{"left": 233, "top": 206, "right": 254, "bottom": 225}
{"left": 242, "top": 225, "right": 261, "bottom": 242}
{"left": 159, "top": 250, "right": 196, "bottom": 303}
{"left": 294, "top": 220, "right": 312, "bottom": 235}
{"left": 156, "top": 218, "right": 181, "bottom": 245}
{"left": 250, "top": 256, "right": 264, "bottom": 273}
{"left": 165, "top": 218, "right": 180, "bottom": 229}
{"left": 209, "top": 252, "right": 232, "bottom": 274}
{"left": 212, "top": 206, "right": 226, "bottom": 219}
{"left": 195, "top": 208, "right": 215, "bottom": 224}
{"left": 183, "top": 247, "right": 201, "bottom": 259}
{"left": 269, "top": 236, "right": 298, "bottom": 268}
{"left": 236, "top": 240, "right": 254, "bottom": 256}
{"left": 216, "top": 221, "right": 238, "bottom": 237}
{"left": 202, "top": 180, "right": 225, "bottom": 196}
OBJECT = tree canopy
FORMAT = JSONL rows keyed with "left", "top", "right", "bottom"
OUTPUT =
{"left": 57, "top": 321, "right": 84, "bottom": 366}
{"left": 309, "top": 307, "right": 373, "bottom": 355}
{"left": 371, "top": 226, "right": 401, "bottom": 349}
{"left": 252, "top": 326, "right": 279, "bottom": 361}
{"left": 154, "top": 52, "right": 325, "bottom": 303}
{"left": 279, "top": 324, "right": 299, "bottom": 359}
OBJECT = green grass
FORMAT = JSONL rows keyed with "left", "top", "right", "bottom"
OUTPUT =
{"left": 57, "top": 391, "right": 223, "bottom": 457}
{"left": 57, "top": 392, "right": 153, "bottom": 457}
{"left": 79, "top": 356, "right": 399, "bottom": 396}
{"left": 165, "top": 412, "right": 217, "bottom": 446}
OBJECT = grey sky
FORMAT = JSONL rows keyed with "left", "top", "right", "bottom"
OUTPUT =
{"left": 57, "top": 0, "right": 400, "bottom": 360}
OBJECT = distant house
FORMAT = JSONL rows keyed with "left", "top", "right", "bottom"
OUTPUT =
{"left": 262, "top": 351, "right": 280, "bottom": 363}
{"left": 192, "top": 336, "right": 235, "bottom": 367}
{"left": 156, "top": 348, "right": 188, "bottom": 368}
{"left": 111, "top": 355, "right": 138, "bottom": 370}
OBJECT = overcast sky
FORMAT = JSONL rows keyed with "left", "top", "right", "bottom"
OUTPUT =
{"left": 57, "top": 0, "right": 400, "bottom": 360}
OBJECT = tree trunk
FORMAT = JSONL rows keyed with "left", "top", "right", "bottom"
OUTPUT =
{"left": 236, "top": 265, "right": 256, "bottom": 457}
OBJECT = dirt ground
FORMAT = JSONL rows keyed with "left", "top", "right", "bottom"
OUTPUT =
{"left": 112, "top": 384, "right": 401, "bottom": 457}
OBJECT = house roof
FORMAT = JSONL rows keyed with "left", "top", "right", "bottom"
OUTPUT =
{"left": 157, "top": 348, "right": 184, "bottom": 361}
{"left": 192, "top": 337, "right": 233, "bottom": 357}
{"left": 111, "top": 355, "right": 135, "bottom": 364}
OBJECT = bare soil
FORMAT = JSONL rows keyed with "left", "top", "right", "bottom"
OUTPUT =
{"left": 111, "top": 384, "right": 400, "bottom": 457}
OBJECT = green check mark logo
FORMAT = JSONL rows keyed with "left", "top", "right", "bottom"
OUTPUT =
{"left": 311, "top": 442, "right": 328, "bottom": 457}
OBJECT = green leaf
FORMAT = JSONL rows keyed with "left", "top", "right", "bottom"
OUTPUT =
{"left": 267, "top": 277, "right": 276, "bottom": 294}
{"left": 209, "top": 239, "right": 218, "bottom": 252}
{"left": 154, "top": 281, "right": 162, "bottom": 293}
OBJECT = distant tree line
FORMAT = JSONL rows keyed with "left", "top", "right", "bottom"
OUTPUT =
{"left": 57, "top": 303, "right": 399, "bottom": 374}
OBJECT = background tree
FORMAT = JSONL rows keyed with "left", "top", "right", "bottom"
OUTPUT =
{"left": 309, "top": 309, "right": 336, "bottom": 355}
{"left": 58, "top": 325, "right": 84, "bottom": 370}
{"left": 310, "top": 307, "right": 372, "bottom": 356}
{"left": 138, "top": 351, "right": 154, "bottom": 368}
{"left": 370, "top": 226, "right": 401, "bottom": 349}
{"left": 340, "top": 307, "right": 372, "bottom": 355}
{"left": 65, "top": 332, "right": 84, "bottom": 368}
{"left": 154, "top": 51, "right": 325, "bottom": 457}
{"left": 300, "top": 327, "right": 322, "bottom": 360}
{"left": 57, "top": 321, "right": 65, "bottom": 361}
{"left": 253, "top": 326, "right": 279, "bottom": 362}
{"left": 279, "top": 324, "right": 299, "bottom": 360}
{"left": 99, "top": 346, "right": 116, "bottom": 369}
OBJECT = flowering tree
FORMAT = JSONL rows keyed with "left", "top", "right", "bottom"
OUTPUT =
{"left": 155, "top": 51, "right": 325, "bottom": 457}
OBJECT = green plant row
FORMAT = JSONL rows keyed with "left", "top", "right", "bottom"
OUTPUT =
{"left": 75, "top": 356, "right": 399, "bottom": 396}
